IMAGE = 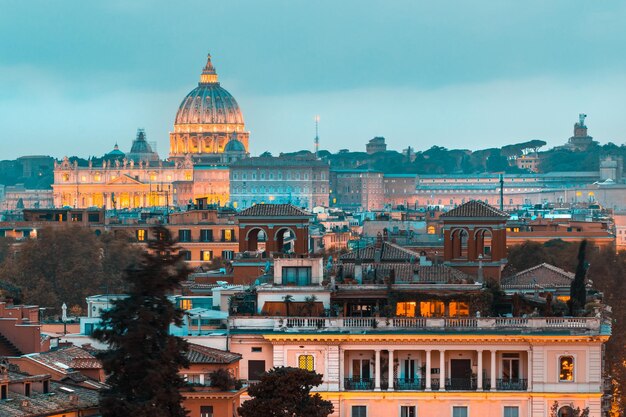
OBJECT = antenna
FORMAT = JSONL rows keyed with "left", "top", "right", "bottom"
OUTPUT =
{"left": 314, "top": 115, "right": 320, "bottom": 158}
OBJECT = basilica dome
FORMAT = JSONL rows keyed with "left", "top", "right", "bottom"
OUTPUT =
{"left": 174, "top": 54, "right": 244, "bottom": 126}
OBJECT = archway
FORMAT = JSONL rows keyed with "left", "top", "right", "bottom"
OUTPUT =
{"left": 274, "top": 227, "right": 297, "bottom": 254}
{"left": 474, "top": 228, "right": 493, "bottom": 259}
{"left": 450, "top": 228, "right": 469, "bottom": 259}
{"left": 245, "top": 227, "right": 267, "bottom": 252}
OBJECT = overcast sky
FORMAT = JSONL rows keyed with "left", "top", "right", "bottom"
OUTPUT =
{"left": 2, "top": 0, "right": 626, "bottom": 159}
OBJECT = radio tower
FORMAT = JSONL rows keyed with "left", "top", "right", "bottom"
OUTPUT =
{"left": 314, "top": 115, "right": 320, "bottom": 158}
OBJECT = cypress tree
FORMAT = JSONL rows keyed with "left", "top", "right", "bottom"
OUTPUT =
{"left": 94, "top": 227, "right": 190, "bottom": 417}
{"left": 569, "top": 239, "right": 588, "bottom": 316}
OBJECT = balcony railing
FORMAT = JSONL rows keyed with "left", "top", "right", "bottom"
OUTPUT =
{"left": 344, "top": 378, "right": 374, "bottom": 390}
{"left": 394, "top": 378, "right": 425, "bottom": 390}
{"left": 446, "top": 378, "right": 477, "bottom": 391}
{"left": 496, "top": 378, "right": 528, "bottom": 391}
{"left": 228, "top": 316, "right": 602, "bottom": 333}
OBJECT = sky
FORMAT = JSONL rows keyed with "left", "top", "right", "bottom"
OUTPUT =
{"left": 1, "top": 0, "right": 626, "bottom": 160}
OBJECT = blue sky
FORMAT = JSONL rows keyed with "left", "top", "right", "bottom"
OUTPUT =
{"left": 1, "top": 0, "right": 626, "bottom": 159}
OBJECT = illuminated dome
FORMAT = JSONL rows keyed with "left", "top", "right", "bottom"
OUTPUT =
{"left": 170, "top": 53, "right": 249, "bottom": 161}
{"left": 174, "top": 55, "right": 244, "bottom": 125}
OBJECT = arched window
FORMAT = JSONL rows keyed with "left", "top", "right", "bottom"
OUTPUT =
{"left": 559, "top": 356, "right": 574, "bottom": 381}
{"left": 558, "top": 406, "right": 574, "bottom": 417}
{"left": 298, "top": 354, "right": 314, "bottom": 371}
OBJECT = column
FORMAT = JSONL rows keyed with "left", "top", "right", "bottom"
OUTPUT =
{"left": 527, "top": 349, "right": 532, "bottom": 391}
{"left": 439, "top": 349, "right": 446, "bottom": 391}
{"left": 339, "top": 348, "right": 344, "bottom": 391}
{"left": 388, "top": 349, "right": 394, "bottom": 391}
{"left": 425, "top": 350, "right": 432, "bottom": 391}
{"left": 374, "top": 349, "right": 381, "bottom": 391}
{"left": 477, "top": 350, "right": 483, "bottom": 390}
{"left": 490, "top": 349, "right": 497, "bottom": 391}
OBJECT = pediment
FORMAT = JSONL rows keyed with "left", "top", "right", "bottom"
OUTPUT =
{"left": 107, "top": 174, "right": 144, "bottom": 185}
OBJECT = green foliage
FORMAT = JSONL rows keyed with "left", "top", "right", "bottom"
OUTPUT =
{"left": 0, "top": 227, "right": 142, "bottom": 315}
{"left": 208, "top": 368, "right": 237, "bottom": 391}
{"left": 569, "top": 240, "right": 588, "bottom": 315}
{"left": 549, "top": 401, "right": 589, "bottom": 417}
{"left": 238, "top": 367, "right": 334, "bottom": 417}
{"left": 93, "top": 227, "right": 190, "bottom": 417}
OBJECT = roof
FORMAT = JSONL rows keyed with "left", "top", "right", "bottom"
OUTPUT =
{"left": 186, "top": 343, "right": 242, "bottom": 365}
{"left": 501, "top": 263, "right": 575, "bottom": 289}
{"left": 335, "top": 263, "right": 473, "bottom": 284}
{"left": 237, "top": 204, "right": 311, "bottom": 217}
{"left": 340, "top": 241, "right": 417, "bottom": 262}
{"left": 441, "top": 200, "right": 509, "bottom": 218}
{"left": 0, "top": 372, "right": 100, "bottom": 417}
{"left": 23, "top": 346, "right": 102, "bottom": 374}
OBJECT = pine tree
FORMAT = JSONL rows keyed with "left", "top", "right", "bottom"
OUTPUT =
{"left": 569, "top": 240, "right": 588, "bottom": 316}
{"left": 238, "top": 367, "right": 334, "bottom": 417}
{"left": 93, "top": 227, "right": 190, "bottom": 417}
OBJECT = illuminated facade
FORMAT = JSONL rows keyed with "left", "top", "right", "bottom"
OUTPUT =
{"left": 169, "top": 54, "right": 250, "bottom": 163}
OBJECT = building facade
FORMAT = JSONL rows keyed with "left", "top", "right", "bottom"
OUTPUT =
{"left": 229, "top": 156, "right": 329, "bottom": 210}
{"left": 330, "top": 170, "right": 385, "bottom": 211}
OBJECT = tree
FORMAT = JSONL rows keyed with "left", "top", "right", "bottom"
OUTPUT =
{"left": 0, "top": 227, "right": 141, "bottom": 315}
{"left": 238, "top": 367, "right": 334, "bottom": 417}
{"left": 569, "top": 240, "right": 588, "bottom": 316}
{"left": 208, "top": 368, "right": 238, "bottom": 391}
{"left": 304, "top": 295, "right": 318, "bottom": 317}
{"left": 93, "top": 227, "right": 190, "bottom": 417}
{"left": 283, "top": 294, "right": 294, "bottom": 316}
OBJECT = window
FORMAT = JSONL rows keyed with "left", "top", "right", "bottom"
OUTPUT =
{"left": 222, "top": 229, "right": 233, "bottom": 242}
{"left": 352, "top": 406, "right": 367, "bottom": 417}
{"left": 136, "top": 229, "right": 146, "bottom": 241}
{"left": 282, "top": 267, "right": 312, "bottom": 286}
{"left": 201, "top": 250, "right": 213, "bottom": 262}
{"left": 1, "top": 385, "right": 7, "bottom": 400}
{"left": 427, "top": 225, "right": 436, "bottom": 234}
{"left": 200, "top": 406, "right": 214, "bottom": 417}
{"left": 558, "top": 406, "right": 575, "bottom": 417}
{"left": 251, "top": 347, "right": 262, "bottom": 353}
{"left": 449, "top": 301, "right": 469, "bottom": 317}
{"left": 24, "top": 383, "right": 30, "bottom": 397}
{"left": 502, "top": 353, "right": 520, "bottom": 381}
{"left": 180, "top": 299, "right": 192, "bottom": 310}
{"left": 503, "top": 406, "right": 519, "bottom": 417}
{"left": 248, "top": 360, "right": 266, "bottom": 381}
{"left": 178, "top": 229, "right": 191, "bottom": 242}
{"left": 452, "top": 406, "right": 468, "bottom": 417}
{"left": 396, "top": 302, "right": 417, "bottom": 317}
{"left": 401, "top": 406, "right": 416, "bottom": 417}
{"left": 420, "top": 300, "right": 445, "bottom": 317}
{"left": 559, "top": 356, "right": 574, "bottom": 381}
{"left": 43, "top": 380, "right": 49, "bottom": 394}
{"left": 180, "top": 250, "right": 191, "bottom": 261}
{"left": 187, "top": 374, "right": 202, "bottom": 384}
{"left": 200, "top": 229, "right": 213, "bottom": 242}
{"left": 221, "top": 250, "right": 234, "bottom": 260}
{"left": 298, "top": 354, "right": 314, "bottom": 371}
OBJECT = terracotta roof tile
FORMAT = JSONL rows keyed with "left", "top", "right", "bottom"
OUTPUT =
{"left": 237, "top": 204, "right": 311, "bottom": 217}
{"left": 334, "top": 263, "right": 473, "bottom": 284}
{"left": 339, "top": 241, "right": 417, "bottom": 262}
{"left": 501, "top": 263, "right": 575, "bottom": 289}
{"left": 186, "top": 343, "right": 242, "bottom": 364}
{"left": 441, "top": 200, "right": 509, "bottom": 218}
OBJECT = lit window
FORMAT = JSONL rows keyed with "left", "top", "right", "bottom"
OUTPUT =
{"left": 396, "top": 302, "right": 417, "bottom": 317}
{"left": 298, "top": 354, "right": 314, "bottom": 371}
{"left": 136, "top": 230, "right": 146, "bottom": 241}
{"left": 420, "top": 300, "right": 445, "bottom": 317}
{"left": 201, "top": 250, "right": 213, "bottom": 262}
{"left": 150, "top": 174, "right": 157, "bottom": 181}
{"left": 180, "top": 299, "right": 192, "bottom": 310}
{"left": 559, "top": 356, "right": 574, "bottom": 381}
{"left": 222, "top": 229, "right": 233, "bottom": 242}
{"left": 185, "top": 171, "right": 192, "bottom": 181}
{"left": 449, "top": 301, "right": 469, "bottom": 317}
{"left": 427, "top": 225, "right": 436, "bottom": 234}
{"left": 62, "top": 174, "right": 70, "bottom": 182}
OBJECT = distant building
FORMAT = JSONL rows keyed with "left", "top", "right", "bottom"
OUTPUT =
{"left": 2, "top": 185, "right": 53, "bottom": 211}
{"left": 229, "top": 155, "right": 329, "bottom": 209}
{"left": 330, "top": 169, "right": 384, "bottom": 210}
{"left": 560, "top": 114, "right": 596, "bottom": 151}
{"left": 366, "top": 136, "right": 387, "bottom": 154}
{"left": 16, "top": 155, "right": 54, "bottom": 179}
{"left": 515, "top": 153, "right": 540, "bottom": 172}
{"left": 599, "top": 155, "right": 623, "bottom": 182}
{"left": 383, "top": 173, "right": 418, "bottom": 207}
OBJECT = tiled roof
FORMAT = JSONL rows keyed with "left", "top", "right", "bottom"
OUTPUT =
{"left": 339, "top": 241, "right": 417, "bottom": 262}
{"left": 0, "top": 372, "right": 100, "bottom": 416}
{"left": 441, "top": 200, "right": 509, "bottom": 218}
{"left": 334, "top": 263, "right": 473, "bottom": 284}
{"left": 501, "top": 263, "right": 575, "bottom": 289}
{"left": 186, "top": 343, "right": 242, "bottom": 365}
{"left": 25, "top": 346, "right": 102, "bottom": 374}
{"left": 237, "top": 204, "right": 311, "bottom": 217}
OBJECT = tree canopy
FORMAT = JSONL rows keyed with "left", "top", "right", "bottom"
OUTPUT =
{"left": 0, "top": 227, "right": 142, "bottom": 315}
{"left": 93, "top": 227, "right": 190, "bottom": 417}
{"left": 238, "top": 367, "right": 334, "bottom": 417}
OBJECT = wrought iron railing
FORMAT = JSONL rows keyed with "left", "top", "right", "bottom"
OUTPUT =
{"left": 394, "top": 378, "right": 425, "bottom": 390}
{"left": 496, "top": 378, "right": 528, "bottom": 390}
{"left": 445, "top": 378, "right": 477, "bottom": 390}
{"left": 344, "top": 377, "right": 374, "bottom": 390}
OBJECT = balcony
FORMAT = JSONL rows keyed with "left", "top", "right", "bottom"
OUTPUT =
{"left": 228, "top": 316, "right": 603, "bottom": 334}
{"left": 344, "top": 378, "right": 374, "bottom": 390}
{"left": 446, "top": 378, "right": 477, "bottom": 391}
{"left": 394, "top": 378, "right": 425, "bottom": 390}
{"left": 496, "top": 378, "right": 528, "bottom": 391}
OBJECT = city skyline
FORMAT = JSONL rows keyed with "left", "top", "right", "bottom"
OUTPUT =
{"left": 2, "top": 1, "right": 626, "bottom": 160}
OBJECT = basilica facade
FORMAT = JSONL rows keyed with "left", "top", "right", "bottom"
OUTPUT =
{"left": 52, "top": 53, "right": 248, "bottom": 209}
